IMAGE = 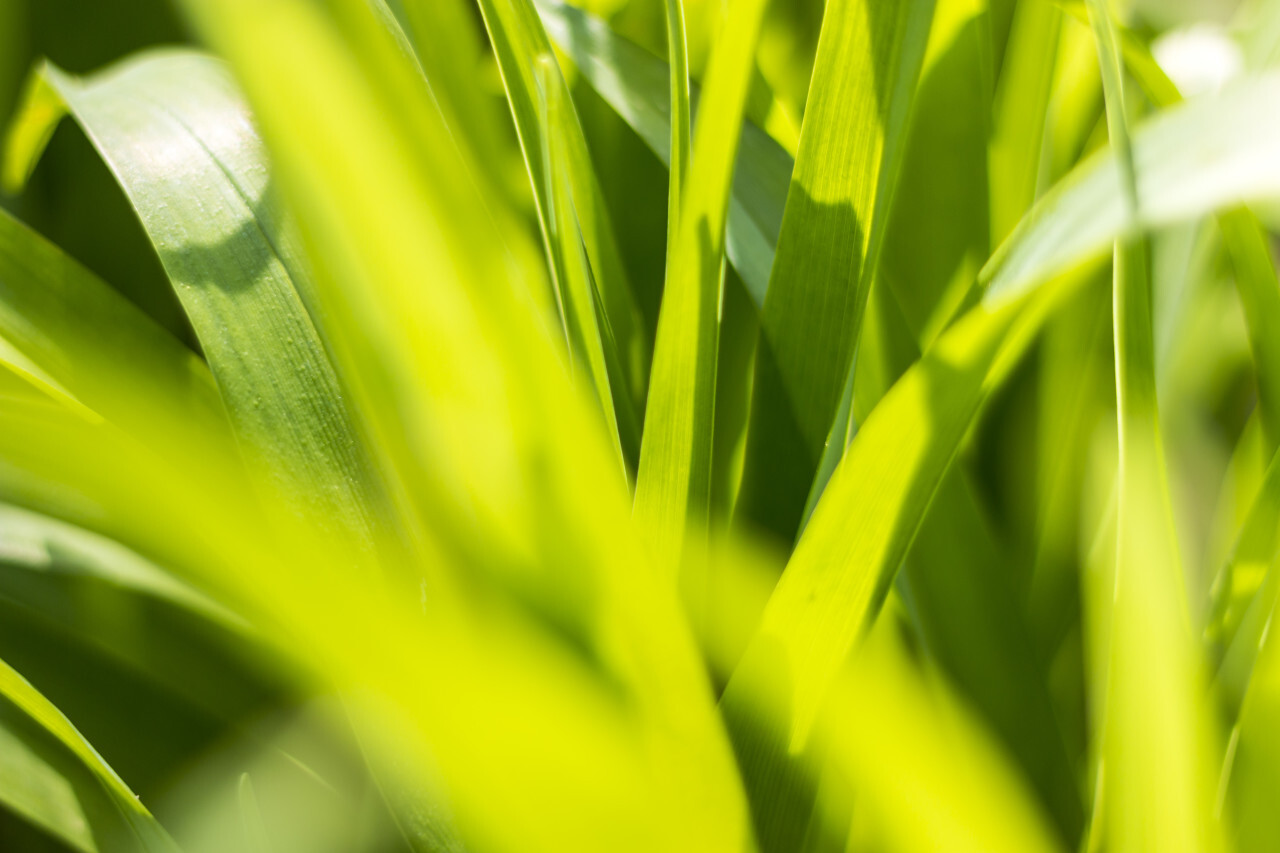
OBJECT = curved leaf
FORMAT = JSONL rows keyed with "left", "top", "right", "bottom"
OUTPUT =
{"left": 5, "top": 51, "right": 390, "bottom": 553}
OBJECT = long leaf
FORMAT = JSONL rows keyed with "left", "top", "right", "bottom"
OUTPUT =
{"left": 466, "top": 0, "right": 650, "bottom": 427}
{"left": 536, "top": 0, "right": 791, "bottom": 307}
{"left": 632, "top": 0, "right": 773, "bottom": 575}
{"left": 733, "top": 0, "right": 936, "bottom": 547}
{"left": 5, "top": 51, "right": 391, "bottom": 554}
{"left": 1082, "top": 3, "right": 1220, "bottom": 851}
{"left": 984, "top": 70, "right": 1280, "bottom": 305}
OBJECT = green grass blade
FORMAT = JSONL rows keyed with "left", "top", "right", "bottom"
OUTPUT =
{"left": 466, "top": 0, "right": 651, "bottom": 417}
{"left": 879, "top": 0, "right": 994, "bottom": 351}
{"left": 0, "top": 502, "right": 242, "bottom": 633}
{"left": 4, "top": 52, "right": 391, "bottom": 555}
{"left": 632, "top": 0, "right": 772, "bottom": 576}
{"left": 988, "top": 0, "right": 1061, "bottom": 247}
{"left": 536, "top": 0, "right": 791, "bottom": 307}
{"left": 733, "top": 0, "right": 936, "bottom": 547}
{"left": 536, "top": 56, "right": 635, "bottom": 478}
{"left": 0, "top": 655, "right": 178, "bottom": 852}
{"left": 664, "top": 0, "right": 691, "bottom": 264}
{"left": 1082, "top": 3, "right": 1220, "bottom": 851}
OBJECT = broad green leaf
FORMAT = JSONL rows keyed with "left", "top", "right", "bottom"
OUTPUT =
{"left": 0, "top": 654, "right": 178, "bottom": 852}
{"left": 632, "top": 0, "right": 773, "bottom": 575}
{"left": 733, "top": 0, "right": 936, "bottom": 547}
{"left": 1082, "top": 4, "right": 1220, "bottom": 852}
{"left": 5, "top": 52, "right": 393, "bottom": 558}
{"left": 466, "top": 0, "right": 651, "bottom": 424}
{"left": 536, "top": 0, "right": 792, "bottom": 306}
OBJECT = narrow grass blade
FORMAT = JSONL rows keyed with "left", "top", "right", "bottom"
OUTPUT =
{"left": 0, "top": 655, "right": 178, "bottom": 852}
{"left": 5, "top": 52, "right": 391, "bottom": 554}
{"left": 632, "top": 0, "right": 773, "bottom": 575}
{"left": 466, "top": 0, "right": 651, "bottom": 417}
{"left": 536, "top": 0, "right": 791, "bottom": 306}
{"left": 880, "top": 0, "right": 993, "bottom": 351}
{"left": 733, "top": 0, "right": 936, "bottom": 547}
{"left": 663, "top": 0, "right": 691, "bottom": 264}
{"left": 536, "top": 56, "right": 636, "bottom": 476}
{"left": 1082, "top": 3, "right": 1221, "bottom": 851}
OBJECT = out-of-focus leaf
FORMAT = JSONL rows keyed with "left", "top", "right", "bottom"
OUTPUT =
{"left": 536, "top": 0, "right": 791, "bottom": 306}
{"left": 1082, "top": 3, "right": 1220, "bottom": 851}
{"left": 176, "top": 0, "right": 753, "bottom": 849}
{"left": 732, "top": 0, "right": 936, "bottom": 548}
{"left": 4, "top": 51, "right": 392, "bottom": 555}
{"left": 813, "top": 629, "right": 1066, "bottom": 853}
{"left": 632, "top": 0, "right": 772, "bottom": 574}
{"left": 984, "top": 71, "right": 1280, "bottom": 306}
{"left": 0, "top": 206, "right": 223, "bottom": 448}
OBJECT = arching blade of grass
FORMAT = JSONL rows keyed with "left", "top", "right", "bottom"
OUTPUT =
{"left": 1082, "top": 3, "right": 1220, "bottom": 851}
{"left": 984, "top": 71, "right": 1280, "bottom": 306}
{"left": 0, "top": 502, "right": 274, "bottom": 724}
{"left": 463, "top": 0, "right": 650, "bottom": 426}
{"left": 632, "top": 0, "right": 773, "bottom": 576}
{"left": 0, "top": 655, "right": 178, "bottom": 852}
{"left": 4, "top": 52, "right": 393, "bottom": 558}
{"left": 536, "top": 0, "right": 791, "bottom": 307}
{"left": 733, "top": 0, "right": 936, "bottom": 548}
